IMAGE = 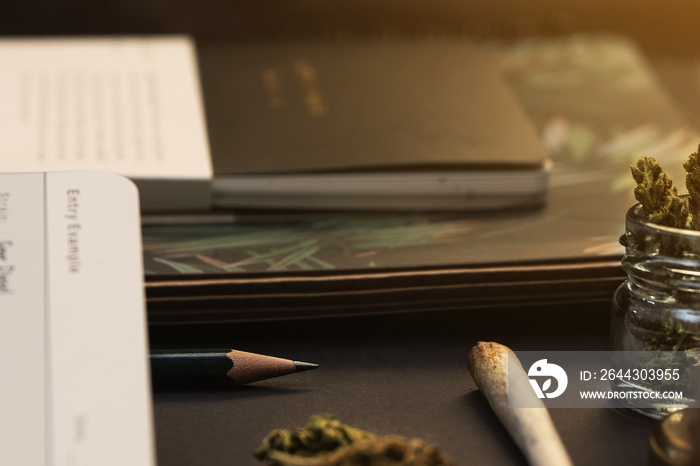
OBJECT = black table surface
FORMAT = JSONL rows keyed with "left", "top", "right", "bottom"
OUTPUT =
{"left": 149, "top": 301, "right": 654, "bottom": 466}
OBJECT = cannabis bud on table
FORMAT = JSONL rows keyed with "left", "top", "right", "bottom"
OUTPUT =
{"left": 254, "top": 414, "right": 454, "bottom": 466}
{"left": 611, "top": 149, "right": 700, "bottom": 418}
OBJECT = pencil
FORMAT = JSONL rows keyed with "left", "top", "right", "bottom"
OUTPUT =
{"left": 149, "top": 349, "right": 318, "bottom": 387}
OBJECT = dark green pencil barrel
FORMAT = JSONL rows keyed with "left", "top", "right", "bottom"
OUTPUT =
{"left": 150, "top": 349, "right": 233, "bottom": 378}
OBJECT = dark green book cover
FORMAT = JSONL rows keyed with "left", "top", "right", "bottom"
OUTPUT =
{"left": 200, "top": 38, "right": 547, "bottom": 173}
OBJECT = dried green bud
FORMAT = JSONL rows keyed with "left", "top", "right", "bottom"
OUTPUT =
{"left": 254, "top": 415, "right": 454, "bottom": 466}
{"left": 683, "top": 147, "right": 700, "bottom": 230}
{"left": 630, "top": 157, "right": 688, "bottom": 229}
{"left": 254, "top": 415, "right": 375, "bottom": 460}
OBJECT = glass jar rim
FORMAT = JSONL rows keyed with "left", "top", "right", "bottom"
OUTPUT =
{"left": 623, "top": 202, "right": 700, "bottom": 294}
{"left": 626, "top": 203, "right": 700, "bottom": 239}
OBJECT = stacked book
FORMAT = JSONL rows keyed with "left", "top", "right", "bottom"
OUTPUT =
{"left": 3, "top": 35, "right": 697, "bottom": 323}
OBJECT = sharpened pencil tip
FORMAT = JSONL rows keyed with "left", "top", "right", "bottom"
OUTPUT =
{"left": 293, "top": 361, "right": 319, "bottom": 373}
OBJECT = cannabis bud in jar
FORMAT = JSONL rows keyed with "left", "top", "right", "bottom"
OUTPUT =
{"left": 611, "top": 147, "right": 700, "bottom": 419}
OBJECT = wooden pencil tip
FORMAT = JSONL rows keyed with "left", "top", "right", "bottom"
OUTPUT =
{"left": 293, "top": 361, "right": 319, "bottom": 373}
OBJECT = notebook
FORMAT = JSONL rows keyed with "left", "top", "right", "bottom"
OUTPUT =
{"left": 0, "top": 171, "right": 155, "bottom": 465}
{"left": 0, "top": 36, "right": 212, "bottom": 211}
{"left": 202, "top": 38, "right": 550, "bottom": 210}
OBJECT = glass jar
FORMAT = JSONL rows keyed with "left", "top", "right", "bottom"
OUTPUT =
{"left": 611, "top": 202, "right": 700, "bottom": 419}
